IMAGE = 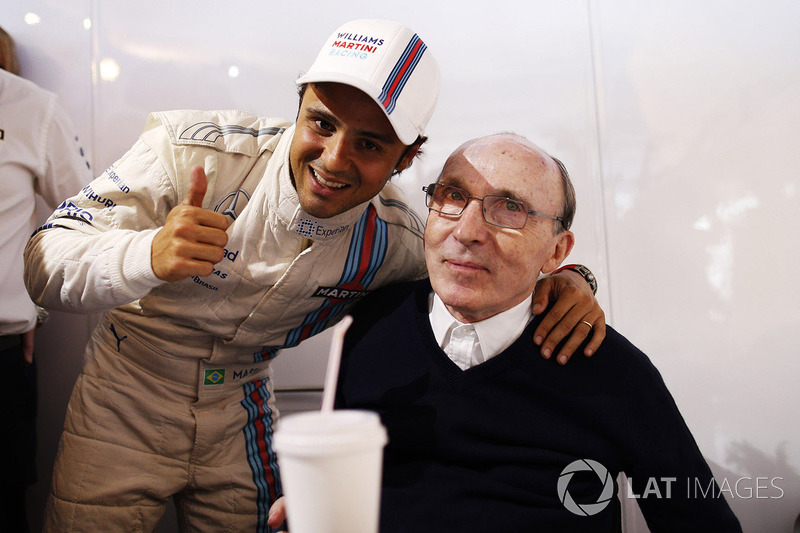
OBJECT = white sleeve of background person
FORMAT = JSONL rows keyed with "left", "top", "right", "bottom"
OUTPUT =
{"left": 37, "top": 95, "right": 93, "bottom": 209}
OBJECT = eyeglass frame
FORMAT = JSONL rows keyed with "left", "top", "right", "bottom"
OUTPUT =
{"left": 422, "top": 183, "right": 564, "bottom": 230}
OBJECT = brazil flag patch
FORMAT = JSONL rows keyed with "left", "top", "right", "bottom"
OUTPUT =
{"left": 204, "top": 369, "right": 225, "bottom": 385}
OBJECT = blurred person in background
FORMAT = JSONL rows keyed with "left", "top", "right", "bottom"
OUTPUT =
{"left": 0, "top": 24, "right": 92, "bottom": 533}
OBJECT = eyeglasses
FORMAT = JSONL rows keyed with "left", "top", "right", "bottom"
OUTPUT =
{"left": 422, "top": 183, "right": 563, "bottom": 230}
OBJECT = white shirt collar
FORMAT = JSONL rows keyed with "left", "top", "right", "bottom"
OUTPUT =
{"left": 429, "top": 291, "right": 533, "bottom": 370}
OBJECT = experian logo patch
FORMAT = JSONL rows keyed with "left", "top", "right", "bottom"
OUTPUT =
{"left": 294, "top": 219, "right": 349, "bottom": 239}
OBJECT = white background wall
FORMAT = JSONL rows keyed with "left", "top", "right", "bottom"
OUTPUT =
{"left": 2, "top": 1, "right": 798, "bottom": 531}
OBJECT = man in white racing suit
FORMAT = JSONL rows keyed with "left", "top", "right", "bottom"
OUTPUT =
{"left": 24, "top": 19, "right": 605, "bottom": 532}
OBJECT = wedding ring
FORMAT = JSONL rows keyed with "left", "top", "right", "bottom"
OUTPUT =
{"left": 580, "top": 320, "right": 593, "bottom": 329}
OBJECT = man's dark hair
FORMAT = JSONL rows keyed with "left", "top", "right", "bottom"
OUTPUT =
{"left": 551, "top": 155, "right": 576, "bottom": 233}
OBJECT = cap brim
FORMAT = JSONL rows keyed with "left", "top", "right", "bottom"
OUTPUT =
{"left": 295, "top": 73, "right": 420, "bottom": 145}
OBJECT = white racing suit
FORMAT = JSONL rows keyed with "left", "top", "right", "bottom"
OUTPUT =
{"left": 24, "top": 110, "right": 427, "bottom": 532}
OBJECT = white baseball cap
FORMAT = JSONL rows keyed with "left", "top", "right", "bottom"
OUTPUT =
{"left": 297, "top": 19, "right": 441, "bottom": 145}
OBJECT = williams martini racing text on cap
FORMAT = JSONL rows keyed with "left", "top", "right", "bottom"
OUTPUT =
{"left": 297, "top": 19, "right": 440, "bottom": 145}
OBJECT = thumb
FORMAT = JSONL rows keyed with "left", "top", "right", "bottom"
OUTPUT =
{"left": 531, "top": 276, "right": 553, "bottom": 315}
{"left": 183, "top": 166, "right": 208, "bottom": 208}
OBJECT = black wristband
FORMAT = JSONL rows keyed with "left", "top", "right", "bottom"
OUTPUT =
{"left": 552, "top": 264, "right": 598, "bottom": 294}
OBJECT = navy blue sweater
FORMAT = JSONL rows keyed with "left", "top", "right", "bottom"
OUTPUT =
{"left": 336, "top": 279, "right": 741, "bottom": 532}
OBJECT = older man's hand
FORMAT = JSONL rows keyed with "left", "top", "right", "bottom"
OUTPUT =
{"left": 531, "top": 269, "right": 605, "bottom": 364}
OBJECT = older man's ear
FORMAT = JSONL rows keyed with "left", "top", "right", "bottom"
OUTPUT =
{"left": 540, "top": 230, "right": 575, "bottom": 277}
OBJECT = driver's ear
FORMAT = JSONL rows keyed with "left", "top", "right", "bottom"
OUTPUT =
{"left": 395, "top": 137, "right": 426, "bottom": 173}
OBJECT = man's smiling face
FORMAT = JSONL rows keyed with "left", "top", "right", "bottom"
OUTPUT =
{"left": 289, "top": 82, "right": 418, "bottom": 219}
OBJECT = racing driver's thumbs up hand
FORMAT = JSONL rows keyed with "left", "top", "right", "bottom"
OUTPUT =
{"left": 151, "top": 166, "right": 230, "bottom": 282}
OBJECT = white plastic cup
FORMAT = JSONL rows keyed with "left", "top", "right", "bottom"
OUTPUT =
{"left": 274, "top": 410, "right": 388, "bottom": 533}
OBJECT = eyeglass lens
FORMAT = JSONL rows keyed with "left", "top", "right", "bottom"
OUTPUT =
{"left": 427, "top": 184, "right": 528, "bottom": 229}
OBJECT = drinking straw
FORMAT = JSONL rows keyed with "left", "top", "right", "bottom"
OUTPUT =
{"left": 320, "top": 315, "right": 353, "bottom": 412}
